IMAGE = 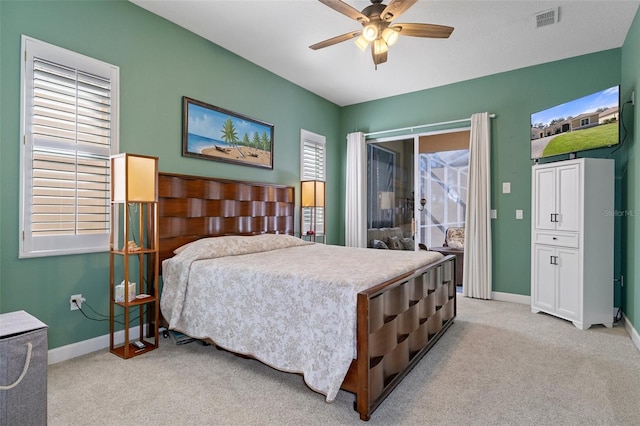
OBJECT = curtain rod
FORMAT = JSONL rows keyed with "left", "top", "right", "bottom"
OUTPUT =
{"left": 364, "top": 113, "right": 496, "bottom": 138}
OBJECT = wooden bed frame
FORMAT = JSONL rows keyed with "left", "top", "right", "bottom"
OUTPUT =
{"left": 156, "top": 172, "right": 456, "bottom": 421}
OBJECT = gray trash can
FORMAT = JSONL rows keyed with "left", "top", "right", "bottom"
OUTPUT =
{"left": 0, "top": 311, "right": 48, "bottom": 426}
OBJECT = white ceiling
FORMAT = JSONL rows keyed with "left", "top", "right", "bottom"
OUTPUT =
{"left": 130, "top": 0, "right": 639, "bottom": 106}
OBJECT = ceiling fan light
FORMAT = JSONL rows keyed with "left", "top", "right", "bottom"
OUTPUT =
{"left": 354, "top": 35, "right": 369, "bottom": 51}
{"left": 382, "top": 27, "right": 399, "bottom": 46}
{"left": 373, "top": 38, "right": 388, "bottom": 55}
{"left": 362, "top": 24, "right": 378, "bottom": 42}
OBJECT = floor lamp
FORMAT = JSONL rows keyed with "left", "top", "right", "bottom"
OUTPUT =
{"left": 109, "top": 153, "right": 159, "bottom": 358}
{"left": 301, "top": 180, "right": 325, "bottom": 242}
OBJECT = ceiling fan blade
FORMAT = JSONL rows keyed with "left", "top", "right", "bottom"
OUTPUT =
{"left": 393, "top": 23, "right": 454, "bottom": 38}
{"left": 319, "top": 0, "right": 370, "bottom": 23}
{"left": 309, "top": 30, "right": 362, "bottom": 50}
{"left": 381, "top": 0, "right": 417, "bottom": 22}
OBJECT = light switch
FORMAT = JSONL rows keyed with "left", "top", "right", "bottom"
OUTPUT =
{"left": 490, "top": 209, "right": 497, "bottom": 219}
{"left": 502, "top": 182, "right": 511, "bottom": 194}
{"left": 516, "top": 209, "right": 523, "bottom": 219}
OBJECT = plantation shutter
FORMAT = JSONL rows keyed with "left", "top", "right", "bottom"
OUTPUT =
{"left": 21, "top": 36, "right": 119, "bottom": 257}
{"left": 302, "top": 136, "right": 325, "bottom": 181}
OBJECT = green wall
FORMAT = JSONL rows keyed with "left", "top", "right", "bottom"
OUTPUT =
{"left": 621, "top": 9, "right": 640, "bottom": 329}
{"left": 0, "top": 0, "right": 341, "bottom": 348}
{"left": 337, "top": 6, "right": 640, "bottom": 335}
{"left": 1, "top": 0, "right": 638, "bottom": 350}
{"left": 340, "top": 50, "right": 625, "bottom": 299}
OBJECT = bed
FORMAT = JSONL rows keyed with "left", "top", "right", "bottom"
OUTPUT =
{"left": 156, "top": 172, "right": 457, "bottom": 421}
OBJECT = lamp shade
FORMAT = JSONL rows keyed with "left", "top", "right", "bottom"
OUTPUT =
{"left": 373, "top": 38, "right": 389, "bottom": 55}
{"left": 381, "top": 27, "right": 399, "bottom": 46}
{"left": 354, "top": 35, "right": 369, "bottom": 52}
{"left": 301, "top": 180, "right": 325, "bottom": 208}
{"left": 111, "top": 153, "right": 158, "bottom": 203}
{"left": 362, "top": 24, "right": 378, "bottom": 42}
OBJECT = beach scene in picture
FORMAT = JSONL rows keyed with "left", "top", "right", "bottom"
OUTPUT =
{"left": 186, "top": 101, "right": 273, "bottom": 168}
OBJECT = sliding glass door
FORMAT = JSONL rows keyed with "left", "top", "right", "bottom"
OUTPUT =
{"left": 366, "top": 138, "right": 416, "bottom": 245}
{"left": 366, "top": 129, "right": 469, "bottom": 250}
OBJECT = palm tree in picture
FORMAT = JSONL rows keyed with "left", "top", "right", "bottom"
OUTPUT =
{"left": 221, "top": 118, "right": 244, "bottom": 158}
{"left": 243, "top": 133, "right": 258, "bottom": 157}
{"left": 252, "top": 133, "right": 261, "bottom": 151}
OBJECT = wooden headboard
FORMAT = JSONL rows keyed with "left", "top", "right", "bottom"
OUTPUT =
{"left": 157, "top": 172, "right": 295, "bottom": 267}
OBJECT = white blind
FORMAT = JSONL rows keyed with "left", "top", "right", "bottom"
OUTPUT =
{"left": 301, "top": 130, "right": 326, "bottom": 181}
{"left": 20, "top": 36, "right": 119, "bottom": 257}
{"left": 32, "top": 58, "right": 111, "bottom": 236}
{"left": 32, "top": 148, "right": 110, "bottom": 235}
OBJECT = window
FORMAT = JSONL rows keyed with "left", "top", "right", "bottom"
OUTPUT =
{"left": 20, "top": 36, "right": 119, "bottom": 258}
{"left": 300, "top": 129, "right": 326, "bottom": 181}
{"left": 300, "top": 129, "right": 326, "bottom": 236}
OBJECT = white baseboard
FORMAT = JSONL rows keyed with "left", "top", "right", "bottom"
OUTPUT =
{"left": 623, "top": 313, "right": 640, "bottom": 353}
{"left": 489, "top": 292, "right": 639, "bottom": 353}
{"left": 492, "top": 291, "right": 530, "bottom": 305}
{"left": 48, "top": 325, "right": 148, "bottom": 365}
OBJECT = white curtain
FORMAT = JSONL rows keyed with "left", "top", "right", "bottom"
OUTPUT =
{"left": 345, "top": 132, "right": 367, "bottom": 247}
{"left": 463, "top": 112, "right": 493, "bottom": 299}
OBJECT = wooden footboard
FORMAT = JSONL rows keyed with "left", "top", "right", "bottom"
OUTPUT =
{"left": 343, "top": 255, "right": 456, "bottom": 421}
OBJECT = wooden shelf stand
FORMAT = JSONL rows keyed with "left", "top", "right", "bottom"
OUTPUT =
{"left": 109, "top": 154, "right": 160, "bottom": 359}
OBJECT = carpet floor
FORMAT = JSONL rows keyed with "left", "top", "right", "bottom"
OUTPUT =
{"left": 48, "top": 296, "right": 640, "bottom": 425}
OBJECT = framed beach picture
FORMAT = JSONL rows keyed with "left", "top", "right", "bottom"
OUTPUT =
{"left": 182, "top": 97, "right": 274, "bottom": 169}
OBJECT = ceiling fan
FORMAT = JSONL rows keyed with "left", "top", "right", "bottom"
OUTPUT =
{"left": 310, "top": 0, "right": 454, "bottom": 68}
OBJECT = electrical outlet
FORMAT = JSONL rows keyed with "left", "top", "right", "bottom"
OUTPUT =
{"left": 70, "top": 294, "right": 84, "bottom": 311}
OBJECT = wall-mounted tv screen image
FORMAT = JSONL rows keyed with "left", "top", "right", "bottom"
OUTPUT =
{"left": 530, "top": 85, "right": 620, "bottom": 160}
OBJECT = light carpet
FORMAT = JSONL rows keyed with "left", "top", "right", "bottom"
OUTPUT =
{"left": 47, "top": 297, "right": 640, "bottom": 425}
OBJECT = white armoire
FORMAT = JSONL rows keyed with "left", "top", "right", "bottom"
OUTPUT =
{"left": 531, "top": 158, "right": 614, "bottom": 329}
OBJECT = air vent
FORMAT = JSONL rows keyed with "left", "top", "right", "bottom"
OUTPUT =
{"left": 535, "top": 7, "right": 560, "bottom": 28}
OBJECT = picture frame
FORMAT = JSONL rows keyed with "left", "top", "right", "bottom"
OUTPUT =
{"left": 182, "top": 96, "right": 274, "bottom": 169}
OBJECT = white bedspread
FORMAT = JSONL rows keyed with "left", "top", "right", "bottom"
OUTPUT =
{"left": 161, "top": 234, "right": 443, "bottom": 401}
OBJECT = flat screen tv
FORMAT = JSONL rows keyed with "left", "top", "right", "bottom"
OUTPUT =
{"left": 530, "top": 85, "right": 620, "bottom": 160}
